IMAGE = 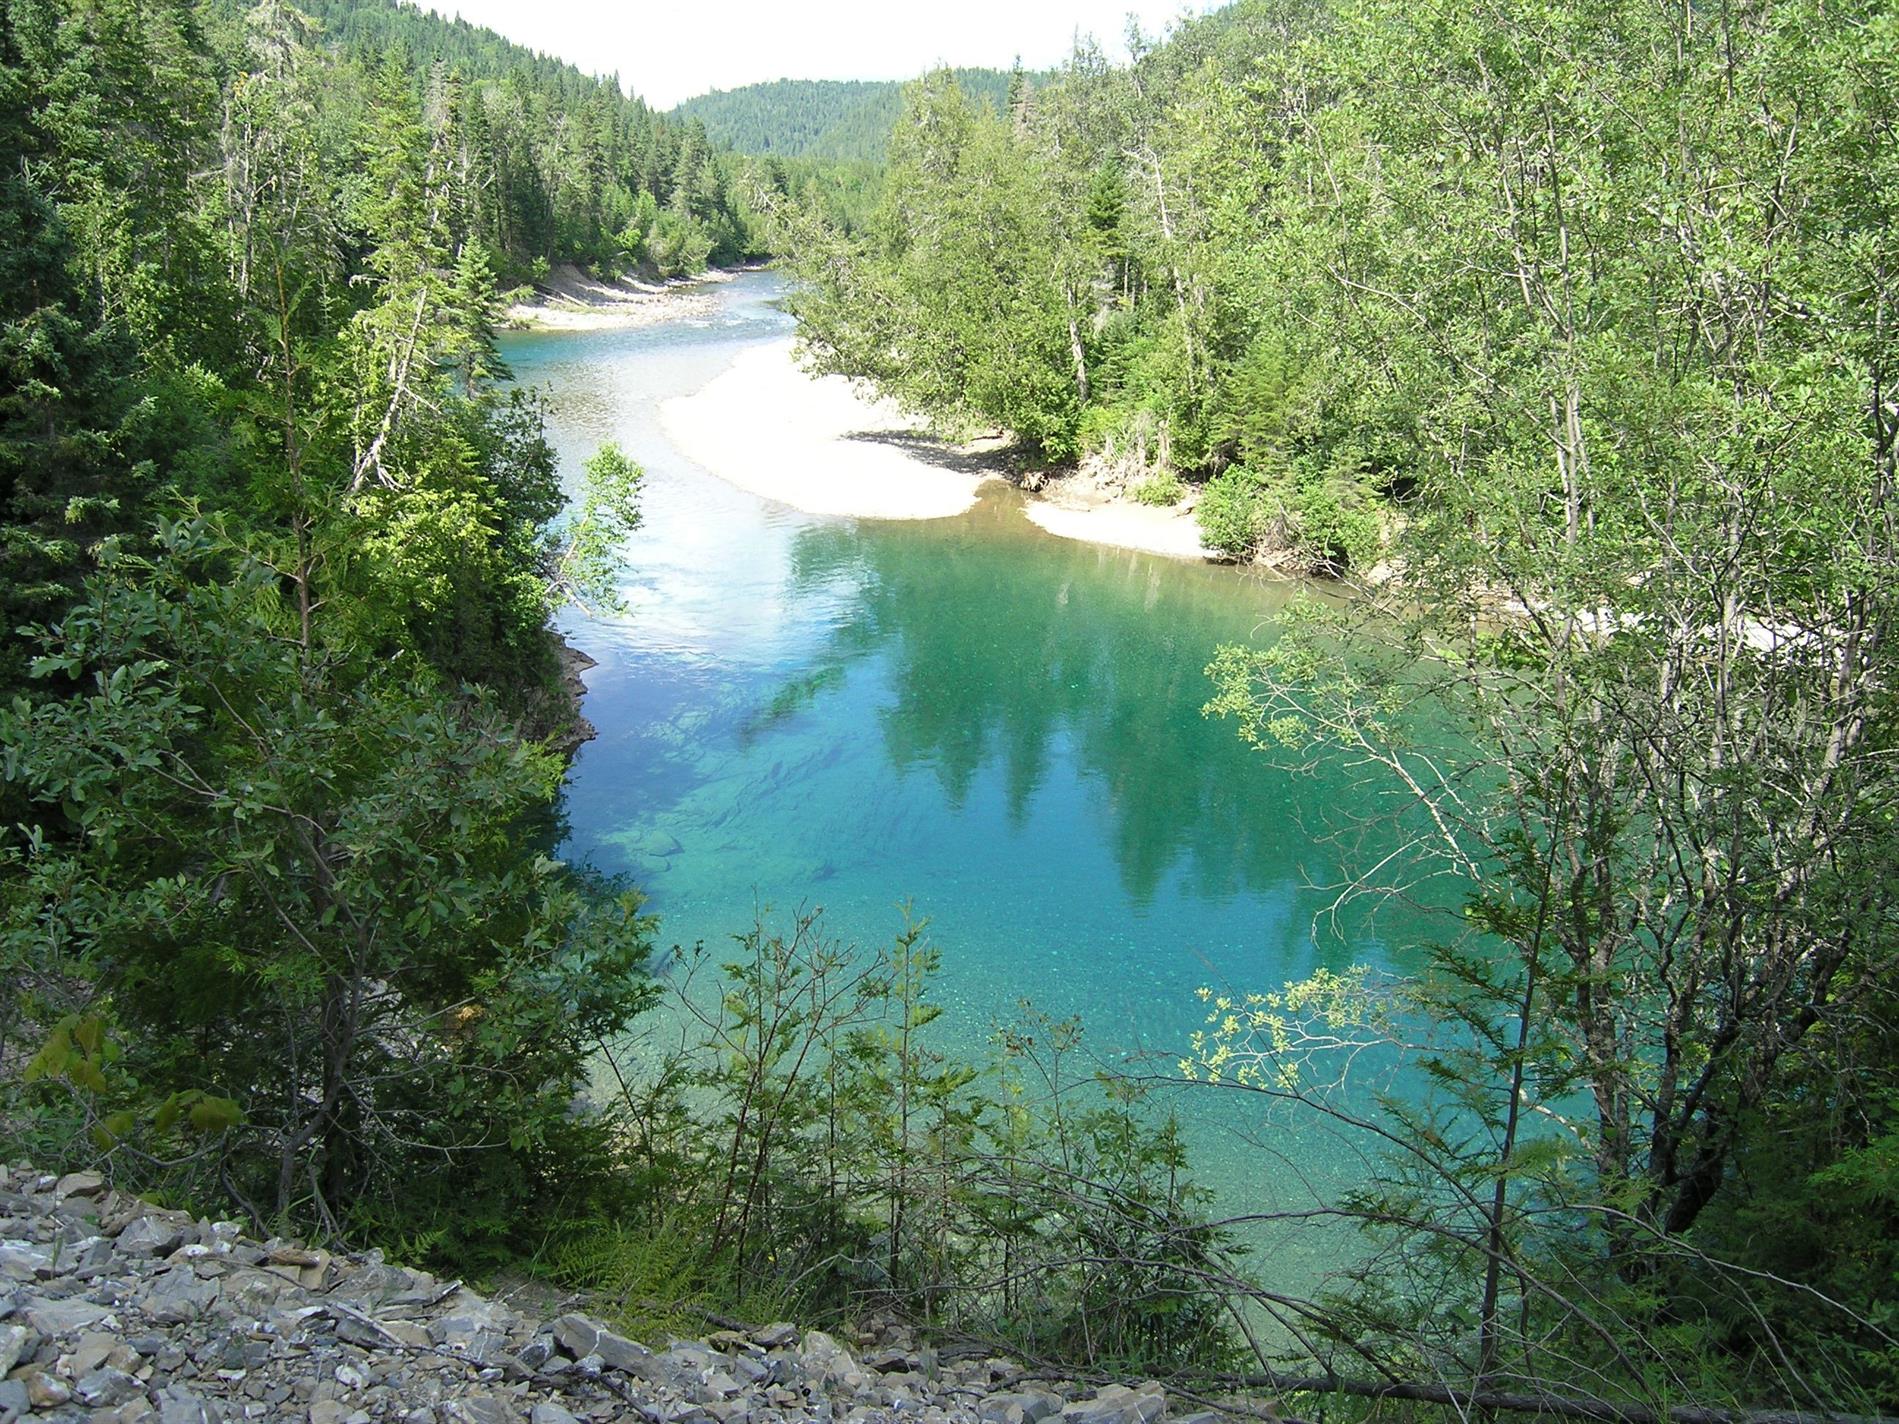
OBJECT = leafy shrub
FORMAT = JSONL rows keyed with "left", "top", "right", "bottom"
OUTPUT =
{"left": 1295, "top": 465, "right": 1383, "bottom": 573}
{"left": 583, "top": 909, "right": 1242, "bottom": 1373}
{"left": 1196, "top": 464, "right": 1278, "bottom": 559}
{"left": 1130, "top": 471, "right": 1185, "bottom": 506}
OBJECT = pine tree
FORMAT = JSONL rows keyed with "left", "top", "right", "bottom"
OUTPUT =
{"left": 0, "top": 0, "right": 141, "bottom": 690}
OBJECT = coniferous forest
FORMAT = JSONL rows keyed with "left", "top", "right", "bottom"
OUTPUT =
{"left": 671, "top": 71, "right": 1024, "bottom": 165}
{"left": 4, "top": 0, "right": 1899, "bottom": 1419}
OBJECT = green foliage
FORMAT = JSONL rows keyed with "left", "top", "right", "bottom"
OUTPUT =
{"left": 23, "top": 1013, "right": 121, "bottom": 1096}
{"left": 772, "top": 6, "right": 1419, "bottom": 567}
{"left": 673, "top": 71, "right": 1027, "bottom": 165}
{"left": 545, "top": 1216, "right": 800, "bottom": 1346}
{"left": 1195, "top": 465, "right": 1275, "bottom": 561}
{"left": 0, "top": 0, "right": 689, "bottom": 1261}
{"left": 580, "top": 909, "right": 1239, "bottom": 1373}
{"left": 556, "top": 442, "right": 644, "bottom": 614}
{"left": 0, "top": 36, "right": 147, "bottom": 693}
{"left": 1193, "top": 0, "right": 1899, "bottom": 1403}
{"left": 197, "top": 0, "right": 761, "bottom": 279}
{"left": 644, "top": 206, "right": 715, "bottom": 279}
{"left": 784, "top": 71, "right": 1091, "bottom": 460}
{"left": 2, "top": 519, "right": 658, "bottom": 1251}
{"left": 1130, "top": 471, "right": 1184, "bottom": 506}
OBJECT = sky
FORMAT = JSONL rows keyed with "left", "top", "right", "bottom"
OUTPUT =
{"left": 436, "top": 0, "right": 1213, "bottom": 110}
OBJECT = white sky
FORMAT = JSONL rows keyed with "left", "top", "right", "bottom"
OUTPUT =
{"left": 434, "top": 0, "right": 1211, "bottom": 109}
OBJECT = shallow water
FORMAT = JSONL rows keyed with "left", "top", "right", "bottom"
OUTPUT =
{"left": 503, "top": 271, "right": 1428, "bottom": 1288}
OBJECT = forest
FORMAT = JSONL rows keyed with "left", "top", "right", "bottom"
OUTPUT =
{"left": 3, "top": 0, "right": 1898, "bottom": 1420}
{"left": 672, "top": 70, "right": 1024, "bottom": 165}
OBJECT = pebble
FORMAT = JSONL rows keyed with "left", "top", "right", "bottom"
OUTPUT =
{"left": 0, "top": 1163, "right": 1234, "bottom": 1424}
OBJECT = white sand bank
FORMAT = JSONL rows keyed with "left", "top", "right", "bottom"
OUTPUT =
{"left": 663, "top": 336, "right": 1215, "bottom": 558}
{"left": 505, "top": 264, "right": 728, "bottom": 331}
{"left": 661, "top": 339, "right": 1001, "bottom": 520}
{"left": 1022, "top": 498, "right": 1209, "bottom": 561}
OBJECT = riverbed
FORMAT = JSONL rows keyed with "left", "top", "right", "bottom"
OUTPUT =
{"left": 502, "top": 270, "right": 1425, "bottom": 1290}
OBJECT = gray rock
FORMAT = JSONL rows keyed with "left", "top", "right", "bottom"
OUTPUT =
{"left": 118, "top": 1216, "right": 189, "bottom": 1259}
{"left": 157, "top": 1385, "right": 224, "bottom": 1424}
{"left": 729, "top": 1353, "right": 773, "bottom": 1386}
{"left": 1060, "top": 1387, "right": 1165, "bottom": 1424}
{"left": 334, "top": 1361, "right": 370, "bottom": 1390}
{"left": 23, "top": 1294, "right": 111, "bottom": 1334}
{"left": 430, "top": 1314, "right": 511, "bottom": 1365}
{"left": 982, "top": 1394, "right": 1063, "bottom": 1424}
{"left": 800, "top": 1331, "right": 860, "bottom": 1388}
{"left": 0, "top": 1242, "right": 53, "bottom": 1281}
{"left": 516, "top": 1335, "right": 555, "bottom": 1370}
{"left": 75, "top": 1365, "right": 143, "bottom": 1407}
{"left": 752, "top": 1323, "right": 799, "bottom": 1350}
{"left": 144, "top": 1271, "right": 219, "bottom": 1325}
{"left": 54, "top": 1171, "right": 105, "bottom": 1200}
{"left": 551, "top": 1313, "right": 663, "bottom": 1380}
{"left": 24, "top": 1368, "right": 73, "bottom": 1409}
{"left": 0, "top": 1156, "right": 1187, "bottom": 1424}
{"left": 448, "top": 1395, "right": 516, "bottom": 1424}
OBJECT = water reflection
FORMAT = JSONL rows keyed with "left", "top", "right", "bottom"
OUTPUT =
{"left": 510, "top": 270, "right": 1400, "bottom": 1060}
{"left": 780, "top": 508, "right": 1311, "bottom": 906}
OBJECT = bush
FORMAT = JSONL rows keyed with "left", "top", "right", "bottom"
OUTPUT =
{"left": 581, "top": 909, "right": 1243, "bottom": 1373}
{"left": 1295, "top": 468, "right": 1383, "bottom": 573}
{"left": 1196, "top": 464, "right": 1278, "bottom": 559}
{"left": 1130, "top": 470, "right": 1185, "bottom": 506}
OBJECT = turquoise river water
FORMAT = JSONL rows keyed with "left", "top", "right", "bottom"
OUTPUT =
{"left": 502, "top": 271, "right": 1427, "bottom": 1287}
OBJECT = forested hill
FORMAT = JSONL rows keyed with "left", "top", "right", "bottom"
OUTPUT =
{"left": 234, "top": 0, "right": 647, "bottom": 94}
{"left": 672, "top": 71, "right": 1023, "bottom": 163}
{"left": 0, "top": 0, "right": 736, "bottom": 1271}
{"left": 191, "top": 0, "right": 763, "bottom": 279}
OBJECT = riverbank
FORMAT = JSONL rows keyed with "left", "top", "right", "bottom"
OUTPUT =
{"left": 660, "top": 338, "right": 1009, "bottom": 521}
{"left": 504, "top": 263, "right": 732, "bottom": 331}
{"left": 1020, "top": 460, "right": 1208, "bottom": 561}
{"left": 660, "top": 338, "right": 1212, "bottom": 558}
{"left": 4, "top": 1164, "right": 1233, "bottom": 1424}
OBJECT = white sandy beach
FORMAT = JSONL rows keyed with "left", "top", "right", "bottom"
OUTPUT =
{"left": 1021, "top": 493, "right": 1208, "bottom": 561}
{"left": 662, "top": 338, "right": 1214, "bottom": 559}
{"left": 661, "top": 339, "right": 1001, "bottom": 520}
{"left": 505, "top": 264, "right": 728, "bottom": 332}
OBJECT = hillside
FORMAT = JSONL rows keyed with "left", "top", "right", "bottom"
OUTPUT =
{"left": 187, "top": 0, "right": 760, "bottom": 279}
{"left": 245, "top": 0, "right": 655, "bottom": 102}
{"left": 672, "top": 71, "right": 1025, "bottom": 164}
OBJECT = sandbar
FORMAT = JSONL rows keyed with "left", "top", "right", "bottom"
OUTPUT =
{"left": 660, "top": 339, "right": 1001, "bottom": 520}
{"left": 1021, "top": 496, "right": 1208, "bottom": 561}
{"left": 506, "top": 264, "right": 727, "bottom": 332}
{"left": 663, "top": 337, "right": 1214, "bottom": 560}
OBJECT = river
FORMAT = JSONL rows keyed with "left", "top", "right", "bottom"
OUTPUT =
{"left": 501, "top": 269, "right": 1424, "bottom": 1287}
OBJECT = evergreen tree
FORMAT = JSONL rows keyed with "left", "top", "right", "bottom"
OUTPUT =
{"left": 0, "top": 0, "right": 141, "bottom": 690}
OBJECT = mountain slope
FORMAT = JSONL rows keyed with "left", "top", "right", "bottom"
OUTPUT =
{"left": 672, "top": 71, "right": 1026, "bottom": 164}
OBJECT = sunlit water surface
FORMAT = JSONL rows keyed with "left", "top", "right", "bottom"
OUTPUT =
{"left": 502, "top": 272, "right": 1429, "bottom": 1290}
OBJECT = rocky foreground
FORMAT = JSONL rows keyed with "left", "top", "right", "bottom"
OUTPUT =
{"left": 0, "top": 1167, "right": 1229, "bottom": 1424}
